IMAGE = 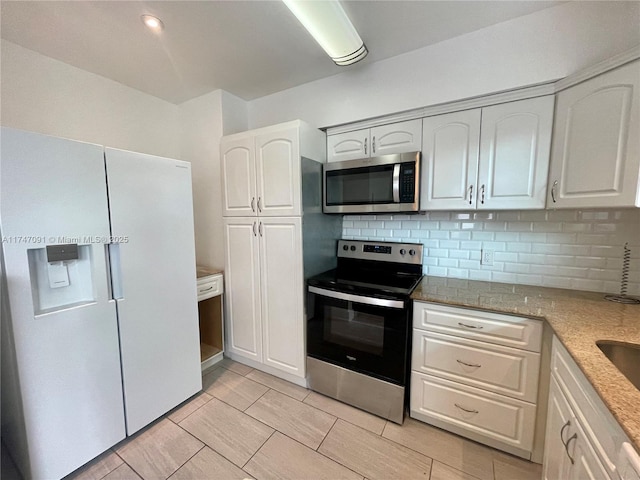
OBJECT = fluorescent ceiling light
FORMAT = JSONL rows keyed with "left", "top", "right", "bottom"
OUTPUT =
{"left": 283, "top": 0, "right": 367, "bottom": 66}
{"left": 141, "top": 14, "right": 164, "bottom": 32}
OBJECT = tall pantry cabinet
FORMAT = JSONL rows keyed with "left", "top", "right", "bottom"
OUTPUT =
{"left": 221, "top": 120, "right": 340, "bottom": 384}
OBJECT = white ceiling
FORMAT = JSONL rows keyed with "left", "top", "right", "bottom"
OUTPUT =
{"left": 1, "top": 1, "right": 563, "bottom": 104}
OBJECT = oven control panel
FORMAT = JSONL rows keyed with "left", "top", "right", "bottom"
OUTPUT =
{"left": 338, "top": 240, "right": 423, "bottom": 265}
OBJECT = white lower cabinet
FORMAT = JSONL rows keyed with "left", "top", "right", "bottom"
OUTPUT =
{"left": 223, "top": 217, "right": 305, "bottom": 380}
{"left": 411, "top": 302, "right": 543, "bottom": 459}
{"left": 543, "top": 336, "right": 638, "bottom": 480}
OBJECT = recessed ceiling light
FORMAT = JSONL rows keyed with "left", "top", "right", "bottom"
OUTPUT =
{"left": 141, "top": 14, "right": 164, "bottom": 32}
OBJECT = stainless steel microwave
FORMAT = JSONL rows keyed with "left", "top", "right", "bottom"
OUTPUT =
{"left": 323, "top": 151, "right": 421, "bottom": 214}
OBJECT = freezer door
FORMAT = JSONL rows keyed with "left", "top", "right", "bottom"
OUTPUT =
{"left": 0, "top": 128, "right": 125, "bottom": 479}
{"left": 104, "top": 147, "right": 201, "bottom": 435}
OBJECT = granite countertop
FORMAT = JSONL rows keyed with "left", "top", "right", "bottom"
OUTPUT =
{"left": 196, "top": 265, "right": 224, "bottom": 279}
{"left": 411, "top": 276, "right": 640, "bottom": 452}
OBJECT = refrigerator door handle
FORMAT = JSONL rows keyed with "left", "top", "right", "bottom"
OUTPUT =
{"left": 107, "top": 243, "right": 124, "bottom": 300}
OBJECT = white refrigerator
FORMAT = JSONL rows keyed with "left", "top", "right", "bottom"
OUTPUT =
{"left": 0, "top": 128, "right": 202, "bottom": 479}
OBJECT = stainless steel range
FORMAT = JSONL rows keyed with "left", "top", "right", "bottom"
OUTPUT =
{"left": 306, "top": 239, "right": 423, "bottom": 423}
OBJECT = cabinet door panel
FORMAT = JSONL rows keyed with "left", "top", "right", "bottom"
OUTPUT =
{"left": 223, "top": 218, "right": 262, "bottom": 362}
{"left": 256, "top": 126, "right": 301, "bottom": 216}
{"left": 221, "top": 136, "right": 257, "bottom": 216}
{"left": 421, "top": 109, "right": 481, "bottom": 210}
{"left": 259, "top": 218, "right": 305, "bottom": 378}
{"left": 543, "top": 378, "right": 574, "bottom": 480}
{"left": 549, "top": 60, "right": 640, "bottom": 208}
{"left": 327, "top": 129, "right": 369, "bottom": 162}
{"left": 478, "top": 96, "right": 553, "bottom": 210}
{"left": 371, "top": 119, "right": 422, "bottom": 156}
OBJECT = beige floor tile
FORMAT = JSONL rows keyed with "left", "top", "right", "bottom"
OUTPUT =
{"left": 244, "top": 432, "right": 363, "bottom": 480}
{"left": 179, "top": 397, "right": 274, "bottom": 467}
{"left": 203, "top": 367, "right": 269, "bottom": 410}
{"left": 318, "top": 419, "right": 432, "bottom": 480}
{"left": 382, "top": 418, "right": 494, "bottom": 480}
{"left": 303, "top": 392, "right": 387, "bottom": 435}
{"left": 168, "top": 392, "right": 213, "bottom": 423}
{"left": 245, "top": 369, "right": 309, "bottom": 401}
{"left": 64, "top": 449, "right": 123, "bottom": 480}
{"left": 102, "top": 463, "right": 141, "bottom": 480}
{"left": 431, "top": 461, "right": 484, "bottom": 480}
{"left": 115, "top": 419, "right": 203, "bottom": 480}
{"left": 245, "top": 389, "right": 336, "bottom": 450}
{"left": 493, "top": 452, "right": 542, "bottom": 480}
{"left": 170, "top": 446, "right": 253, "bottom": 480}
{"left": 217, "top": 357, "right": 254, "bottom": 376}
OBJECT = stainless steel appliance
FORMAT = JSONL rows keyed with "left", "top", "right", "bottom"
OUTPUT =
{"left": 323, "top": 152, "right": 421, "bottom": 214}
{"left": 306, "top": 239, "right": 423, "bottom": 423}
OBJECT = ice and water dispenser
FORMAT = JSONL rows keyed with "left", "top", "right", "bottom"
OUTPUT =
{"left": 27, "top": 244, "right": 95, "bottom": 315}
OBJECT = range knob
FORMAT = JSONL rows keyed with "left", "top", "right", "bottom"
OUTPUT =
{"left": 400, "top": 249, "right": 407, "bottom": 255}
{"left": 350, "top": 245, "right": 356, "bottom": 251}
{"left": 343, "top": 245, "right": 349, "bottom": 251}
{"left": 409, "top": 249, "right": 416, "bottom": 256}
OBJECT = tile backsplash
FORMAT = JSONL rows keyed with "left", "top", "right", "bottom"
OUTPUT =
{"left": 343, "top": 209, "right": 640, "bottom": 296}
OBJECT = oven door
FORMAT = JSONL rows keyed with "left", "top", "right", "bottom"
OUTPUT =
{"left": 307, "top": 286, "right": 410, "bottom": 385}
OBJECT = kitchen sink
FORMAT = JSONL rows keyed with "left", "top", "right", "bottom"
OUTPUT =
{"left": 596, "top": 341, "right": 640, "bottom": 391}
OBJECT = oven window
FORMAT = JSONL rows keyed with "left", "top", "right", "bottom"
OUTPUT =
{"left": 326, "top": 164, "right": 394, "bottom": 205}
{"left": 323, "top": 304, "right": 384, "bottom": 355}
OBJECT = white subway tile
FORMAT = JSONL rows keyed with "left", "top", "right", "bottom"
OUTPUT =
{"left": 560, "top": 244, "right": 591, "bottom": 256}
{"left": 547, "top": 210, "right": 577, "bottom": 222}
{"left": 469, "top": 270, "right": 492, "bottom": 281}
{"left": 517, "top": 253, "right": 548, "bottom": 264}
{"left": 531, "top": 243, "right": 561, "bottom": 254}
{"left": 343, "top": 215, "right": 361, "bottom": 221}
{"left": 555, "top": 266, "right": 588, "bottom": 277}
{"left": 590, "top": 246, "right": 619, "bottom": 257}
{"left": 471, "top": 232, "right": 495, "bottom": 241}
{"left": 461, "top": 241, "right": 482, "bottom": 250}
{"left": 588, "top": 269, "right": 621, "bottom": 281}
{"left": 430, "top": 231, "right": 450, "bottom": 240}
{"left": 542, "top": 277, "right": 571, "bottom": 289}
{"left": 450, "top": 231, "right": 472, "bottom": 240}
{"left": 474, "top": 212, "right": 496, "bottom": 220}
{"left": 562, "top": 223, "right": 592, "bottom": 233}
{"left": 353, "top": 221, "right": 368, "bottom": 228}
{"left": 439, "top": 258, "right": 459, "bottom": 268}
{"left": 532, "top": 222, "right": 563, "bottom": 233}
{"left": 461, "top": 222, "right": 480, "bottom": 230}
{"left": 447, "top": 268, "right": 469, "bottom": 279}
{"left": 360, "top": 228, "right": 377, "bottom": 236}
{"left": 429, "top": 248, "right": 449, "bottom": 257}
{"left": 344, "top": 228, "right": 361, "bottom": 236}
{"left": 452, "top": 213, "right": 472, "bottom": 220}
{"left": 343, "top": 220, "right": 354, "bottom": 228}
{"left": 492, "top": 272, "right": 517, "bottom": 283}
{"left": 520, "top": 232, "right": 546, "bottom": 242}
{"left": 402, "top": 220, "right": 420, "bottom": 230}
{"left": 504, "top": 263, "right": 530, "bottom": 274}
{"left": 516, "top": 274, "right": 543, "bottom": 285}
{"left": 427, "top": 266, "right": 448, "bottom": 276}
{"left": 577, "top": 233, "right": 610, "bottom": 245}
{"left": 384, "top": 221, "right": 402, "bottom": 229}
{"left": 439, "top": 240, "right": 460, "bottom": 249}
{"left": 494, "top": 232, "right": 519, "bottom": 242}
{"left": 507, "top": 243, "right": 532, "bottom": 253}
{"left": 423, "top": 257, "right": 438, "bottom": 266}
{"left": 440, "top": 221, "right": 461, "bottom": 230}
{"left": 547, "top": 233, "right": 577, "bottom": 244}
{"left": 450, "top": 250, "right": 471, "bottom": 260}
{"left": 410, "top": 230, "right": 430, "bottom": 239}
{"left": 367, "top": 220, "right": 384, "bottom": 228}
{"left": 521, "top": 211, "right": 550, "bottom": 221}
{"left": 548, "top": 255, "right": 576, "bottom": 266}
{"left": 573, "top": 278, "right": 605, "bottom": 292}
{"left": 375, "top": 229, "right": 393, "bottom": 237}
{"left": 483, "top": 222, "right": 507, "bottom": 232}
{"left": 579, "top": 211, "right": 610, "bottom": 221}
{"left": 470, "top": 251, "right": 482, "bottom": 261}
{"left": 495, "top": 252, "right": 518, "bottom": 262}
{"left": 429, "top": 212, "right": 452, "bottom": 221}
{"left": 497, "top": 212, "right": 521, "bottom": 221}
{"left": 460, "top": 259, "right": 480, "bottom": 269}
{"left": 393, "top": 215, "right": 412, "bottom": 221}
{"left": 392, "top": 229, "right": 411, "bottom": 237}
{"left": 531, "top": 264, "right": 556, "bottom": 276}
{"left": 577, "top": 257, "right": 607, "bottom": 268}
{"left": 422, "top": 240, "right": 439, "bottom": 248}
{"left": 482, "top": 241, "right": 506, "bottom": 251}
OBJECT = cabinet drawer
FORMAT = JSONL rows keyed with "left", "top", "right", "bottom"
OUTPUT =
{"left": 197, "top": 274, "right": 223, "bottom": 301}
{"left": 551, "top": 336, "right": 627, "bottom": 476}
{"left": 410, "top": 371, "right": 536, "bottom": 452}
{"left": 412, "top": 330, "right": 540, "bottom": 402}
{"left": 413, "top": 302, "right": 542, "bottom": 352}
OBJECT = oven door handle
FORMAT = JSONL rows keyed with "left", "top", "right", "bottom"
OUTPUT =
{"left": 392, "top": 163, "right": 401, "bottom": 203}
{"left": 308, "top": 286, "right": 405, "bottom": 309}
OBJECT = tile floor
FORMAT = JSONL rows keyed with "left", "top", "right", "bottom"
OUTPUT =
{"left": 2, "top": 358, "right": 543, "bottom": 480}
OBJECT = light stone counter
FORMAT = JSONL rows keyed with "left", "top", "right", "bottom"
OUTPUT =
{"left": 411, "top": 276, "right": 640, "bottom": 452}
{"left": 196, "top": 266, "right": 224, "bottom": 279}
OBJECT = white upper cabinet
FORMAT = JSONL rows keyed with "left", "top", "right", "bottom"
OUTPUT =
{"left": 420, "top": 96, "right": 554, "bottom": 210}
{"left": 255, "top": 126, "right": 301, "bottom": 217}
{"left": 221, "top": 135, "right": 256, "bottom": 216}
{"left": 548, "top": 60, "right": 640, "bottom": 208}
{"left": 478, "top": 96, "right": 554, "bottom": 210}
{"left": 221, "top": 120, "right": 325, "bottom": 217}
{"left": 421, "top": 109, "right": 481, "bottom": 209}
{"left": 327, "top": 119, "right": 422, "bottom": 162}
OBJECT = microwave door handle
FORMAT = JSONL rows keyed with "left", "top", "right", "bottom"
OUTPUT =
{"left": 308, "top": 286, "right": 405, "bottom": 309}
{"left": 392, "top": 163, "right": 401, "bottom": 203}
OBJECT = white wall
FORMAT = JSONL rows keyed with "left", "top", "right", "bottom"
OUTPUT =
{"left": 343, "top": 209, "right": 640, "bottom": 296}
{"left": 178, "top": 90, "right": 247, "bottom": 269}
{"left": 1, "top": 40, "right": 181, "bottom": 158}
{"left": 248, "top": 1, "right": 640, "bottom": 130}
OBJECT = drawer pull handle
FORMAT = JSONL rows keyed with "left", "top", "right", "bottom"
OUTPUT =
{"left": 560, "top": 419, "right": 571, "bottom": 442}
{"left": 456, "top": 359, "right": 481, "bottom": 368}
{"left": 199, "top": 286, "right": 214, "bottom": 293}
{"left": 458, "top": 322, "right": 483, "bottom": 330}
{"left": 454, "top": 403, "right": 479, "bottom": 414}
{"left": 565, "top": 433, "right": 577, "bottom": 465}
